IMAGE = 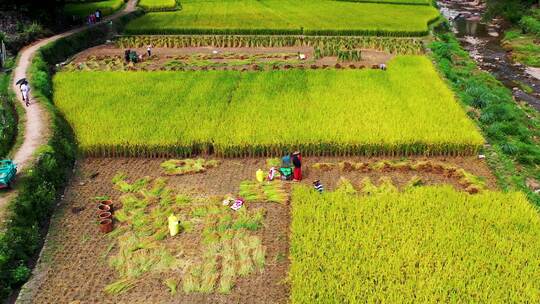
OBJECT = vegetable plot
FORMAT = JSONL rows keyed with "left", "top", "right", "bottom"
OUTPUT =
{"left": 53, "top": 56, "right": 483, "bottom": 157}
{"left": 124, "top": 0, "right": 440, "bottom": 36}
{"left": 290, "top": 185, "right": 540, "bottom": 303}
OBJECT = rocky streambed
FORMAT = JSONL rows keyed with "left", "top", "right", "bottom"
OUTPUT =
{"left": 438, "top": 0, "right": 540, "bottom": 111}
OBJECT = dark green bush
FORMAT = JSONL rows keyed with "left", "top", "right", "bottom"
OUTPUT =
{"left": 485, "top": 0, "right": 536, "bottom": 23}
{"left": 519, "top": 15, "right": 540, "bottom": 37}
{"left": 0, "top": 70, "right": 17, "bottom": 157}
{"left": 10, "top": 264, "right": 31, "bottom": 284}
{"left": 4, "top": 23, "right": 52, "bottom": 53}
{"left": 501, "top": 142, "right": 518, "bottom": 155}
{"left": 515, "top": 142, "right": 540, "bottom": 165}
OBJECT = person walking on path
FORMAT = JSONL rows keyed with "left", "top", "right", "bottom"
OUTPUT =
{"left": 95, "top": 9, "right": 102, "bottom": 22}
{"left": 20, "top": 82, "right": 30, "bottom": 107}
{"left": 147, "top": 45, "right": 152, "bottom": 57}
{"left": 292, "top": 151, "right": 302, "bottom": 181}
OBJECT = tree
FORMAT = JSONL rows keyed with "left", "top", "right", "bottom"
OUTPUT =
{"left": 0, "top": 0, "right": 65, "bottom": 25}
{"left": 485, "top": 0, "right": 537, "bottom": 23}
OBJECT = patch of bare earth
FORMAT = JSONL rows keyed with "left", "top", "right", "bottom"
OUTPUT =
{"left": 65, "top": 44, "right": 393, "bottom": 71}
{"left": 25, "top": 156, "right": 494, "bottom": 304}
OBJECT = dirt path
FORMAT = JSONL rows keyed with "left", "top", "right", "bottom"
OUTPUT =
{"left": 0, "top": 1, "right": 139, "bottom": 224}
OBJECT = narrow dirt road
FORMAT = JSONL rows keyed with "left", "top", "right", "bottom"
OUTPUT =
{"left": 0, "top": 0, "right": 138, "bottom": 218}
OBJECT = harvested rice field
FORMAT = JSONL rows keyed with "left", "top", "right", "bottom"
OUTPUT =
{"left": 18, "top": 155, "right": 502, "bottom": 303}
{"left": 124, "top": 0, "right": 440, "bottom": 36}
{"left": 53, "top": 56, "right": 484, "bottom": 157}
{"left": 62, "top": 45, "right": 395, "bottom": 72}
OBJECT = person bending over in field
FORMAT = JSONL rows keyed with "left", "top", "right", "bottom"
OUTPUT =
{"left": 124, "top": 49, "right": 131, "bottom": 62}
{"left": 292, "top": 151, "right": 302, "bottom": 181}
{"left": 313, "top": 180, "right": 323, "bottom": 193}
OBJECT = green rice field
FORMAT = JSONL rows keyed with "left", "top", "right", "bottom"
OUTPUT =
{"left": 290, "top": 185, "right": 540, "bottom": 302}
{"left": 124, "top": 0, "right": 440, "bottom": 36}
{"left": 64, "top": 0, "right": 123, "bottom": 17}
{"left": 336, "top": 0, "right": 430, "bottom": 4}
{"left": 138, "top": 0, "right": 177, "bottom": 11}
{"left": 53, "top": 56, "right": 483, "bottom": 157}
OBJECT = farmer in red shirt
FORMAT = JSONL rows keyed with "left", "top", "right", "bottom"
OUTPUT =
{"left": 292, "top": 151, "right": 302, "bottom": 181}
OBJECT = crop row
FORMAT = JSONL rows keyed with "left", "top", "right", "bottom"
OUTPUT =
{"left": 124, "top": 28, "right": 434, "bottom": 37}
{"left": 117, "top": 35, "right": 424, "bottom": 55}
{"left": 290, "top": 185, "right": 540, "bottom": 302}
{"left": 81, "top": 142, "right": 481, "bottom": 158}
{"left": 53, "top": 56, "right": 483, "bottom": 158}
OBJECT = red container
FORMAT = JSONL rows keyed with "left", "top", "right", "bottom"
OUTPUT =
{"left": 99, "top": 199, "right": 113, "bottom": 208}
{"left": 99, "top": 211, "right": 112, "bottom": 220}
{"left": 100, "top": 219, "right": 113, "bottom": 233}
{"left": 97, "top": 204, "right": 111, "bottom": 215}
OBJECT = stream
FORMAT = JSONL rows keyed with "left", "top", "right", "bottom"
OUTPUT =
{"left": 437, "top": 0, "right": 540, "bottom": 111}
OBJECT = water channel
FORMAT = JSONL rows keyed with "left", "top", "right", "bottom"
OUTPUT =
{"left": 438, "top": 0, "right": 540, "bottom": 111}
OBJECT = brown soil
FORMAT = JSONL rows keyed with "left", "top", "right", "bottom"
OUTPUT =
{"left": 66, "top": 44, "right": 393, "bottom": 71}
{"left": 23, "top": 155, "right": 495, "bottom": 304}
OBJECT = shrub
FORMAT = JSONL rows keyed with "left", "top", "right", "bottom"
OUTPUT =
{"left": 519, "top": 16, "right": 540, "bottom": 37}
{"left": 0, "top": 67, "right": 17, "bottom": 157}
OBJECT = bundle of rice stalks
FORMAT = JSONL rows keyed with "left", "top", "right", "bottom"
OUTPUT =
{"left": 161, "top": 159, "right": 220, "bottom": 175}
{"left": 239, "top": 181, "right": 287, "bottom": 204}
